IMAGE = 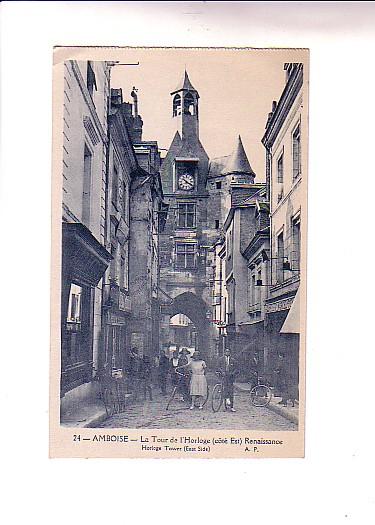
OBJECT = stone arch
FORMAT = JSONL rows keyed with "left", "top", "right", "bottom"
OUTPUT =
{"left": 183, "top": 92, "right": 196, "bottom": 115}
{"left": 162, "top": 291, "right": 212, "bottom": 358}
{"left": 173, "top": 94, "right": 182, "bottom": 116}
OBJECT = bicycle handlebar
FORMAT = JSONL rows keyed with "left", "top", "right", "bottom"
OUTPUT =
{"left": 174, "top": 366, "right": 188, "bottom": 376}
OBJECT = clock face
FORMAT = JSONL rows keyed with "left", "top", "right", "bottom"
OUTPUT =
{"left": 178, "top": 173, "right": 195, "bottom": 190}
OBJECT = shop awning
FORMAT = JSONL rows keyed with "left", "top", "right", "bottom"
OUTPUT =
{"left": 280, "top": 288, "right": 300, "bottom": 334}
{"left": 62, "top": 222, "right": 112, "bottom": 287}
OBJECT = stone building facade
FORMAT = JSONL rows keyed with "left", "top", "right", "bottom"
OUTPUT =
{"left": 60, "top": 62, "right": 165, "bottom": 420}
{"left": 241, "top": 195, "right": 270, "bottom": 377}
{"left": 60, "top": 60, "right": 112, "bottom": 399}
{"left": 101, "top": 88, "right": 137, "bottom": 375}
{"left": 128, "top": 140, "right": 163, "bottom": 360}
{"left": 262, "top": 62, "right": 306, "bottom": 398}
{"left": 221, "top": 185, "right": 267, "bottom": 354}
{"left": 102, "top": 85, "right": 164, "bottom": 364}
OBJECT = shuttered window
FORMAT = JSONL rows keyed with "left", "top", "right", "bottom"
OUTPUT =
{"left": 292, "top": 124, "right": 301, "bottom": 180}
{"left": 277, "top": 153, "right": 284, "bottom": 183}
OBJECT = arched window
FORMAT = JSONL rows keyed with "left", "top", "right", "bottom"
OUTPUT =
{"left": 183, "top": 93, "right": 195, "bottom": 115}
{"left": 173, "top": 94, "right": 182, "bottom": 116}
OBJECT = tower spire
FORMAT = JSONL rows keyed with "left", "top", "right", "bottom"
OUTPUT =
{"left": 171, "top": 70, "right": 198, "bottom": 96}
{"left": 223, "top": 135, "right": 255, "bottom": 178}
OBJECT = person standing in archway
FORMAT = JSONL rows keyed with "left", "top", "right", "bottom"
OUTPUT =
{"left": 128, "top": 347, "right": 142, "bottom": 401}
{"left": 218, "top": 348, "right": 238, "bottom": 412}
{"left": 178, "top": 347, "right": 191, "bottom": 402}
{"left": 158, "top": 350, "right": 170, "bottom": 396}
{"left": 188, "top": 350, "right": 207, "bottom": 410}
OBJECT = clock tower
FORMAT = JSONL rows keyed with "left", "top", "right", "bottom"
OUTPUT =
{"left": 159, "top": 71, "right": 215, "bottom": 359}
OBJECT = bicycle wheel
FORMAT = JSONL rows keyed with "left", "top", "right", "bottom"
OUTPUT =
{"left": 103, "top": 388, "right": 115, "bottom": 416}
{"left": 250, "top": 384, "right": 272, "bottom": 407}
{"left": 211, "top": 383, "right": 223, "bottom": 412}
{"left": 113, "top": 386, "right": 122, "bottom": 414}
{"left": 166, "top": 386, "right": 178, "bottom": 411}
{"left": 117, "top": 384, "right": 126, "bottom": 412}
{"left": 202, "top": 384, "right": 210, "bottom": 407}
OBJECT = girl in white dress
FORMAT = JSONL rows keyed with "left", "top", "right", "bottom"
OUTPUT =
{"left": 188, "top": 351, "right": 207, "bottom": 410}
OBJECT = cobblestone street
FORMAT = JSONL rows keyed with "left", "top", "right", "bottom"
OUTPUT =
{"left": 98, "top": 380, "right": 297, "bottom": 430}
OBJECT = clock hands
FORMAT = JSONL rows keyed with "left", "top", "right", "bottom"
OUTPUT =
{"left": 179, "top": 174, "right": 194, "bottom": 189}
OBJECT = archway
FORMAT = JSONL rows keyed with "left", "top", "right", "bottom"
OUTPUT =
{"left": 168, "top": 313, "right": 197, "bottom": 354}
{"left": 160, "top": 292, "right": 212, "bottom": 359}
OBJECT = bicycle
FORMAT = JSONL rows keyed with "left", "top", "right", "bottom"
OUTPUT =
{"left": 97, "top": 369, "right": 128, "bottom": 416}
{"left": 166, "top": 368, "right": 209, "bottom": 411}
{"left": 211, "top": 371, "right": 225, "bottom": 412}
{"left": 211, "top": 371, "right": 236, "bottom": 412}
{"left": 249, "top": 372, "right": 273, "bottom": 407}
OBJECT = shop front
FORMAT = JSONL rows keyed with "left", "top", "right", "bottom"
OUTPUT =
{"left": 61, "top": 222, "right": 112, "bottom": 396}
{"left": 102, "top": 284, "right": 132, "bottom": 373}
{"left": 237, "top": 320, "right": 266, "bottom": 381}
{"left": 264, "top": 291, "right": 300, "bottom": 399}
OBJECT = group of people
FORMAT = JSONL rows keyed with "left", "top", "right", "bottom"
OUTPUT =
{"left": 275, "top": 351, "right": 296, "bottom": 407}
{"left": 126, "top": 346, "right": 295, "bottom": 410}
{"left": 127, "top": 348, "right": 154, "bottom": 401}
{"left": 169, "top": 347, "right": 239, "bottom": 411}
{"left": 126, "top": 346, "right": 239, "bottom": 412}
{"left": 169, "top": 349, "right": 208, "bottom": 410}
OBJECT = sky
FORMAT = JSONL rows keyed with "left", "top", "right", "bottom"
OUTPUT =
{"left": 109, "top": 47, "right": 308, "bottom": 181}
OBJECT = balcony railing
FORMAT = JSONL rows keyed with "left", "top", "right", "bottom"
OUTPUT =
{"left": 247, "top": 303, "right": 262, "bottom": 314}
{"left": 105, "top": 283, "right": 132, "bottom": 312}
{"left": 119, "top": 292, "right": 132, "bottom": 312}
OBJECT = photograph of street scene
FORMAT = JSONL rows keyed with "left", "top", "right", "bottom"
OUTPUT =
{"left": 59, "top": 48, "right": 307, "bottom": 431}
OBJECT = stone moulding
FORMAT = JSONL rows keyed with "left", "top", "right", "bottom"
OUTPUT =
{"left": 70, "top": 60, "right": 108, "bottom": 145}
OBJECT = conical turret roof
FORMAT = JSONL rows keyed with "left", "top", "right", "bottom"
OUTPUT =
{"left": 171, "top": 70, "right": 198, "bottom": 95}
{"left": 223, "top": 135, "right": 255, "bottom": 176}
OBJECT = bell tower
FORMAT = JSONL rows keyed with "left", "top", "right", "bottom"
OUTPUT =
{"left": 171, "top": 70, "right": 199, "bottom": 141}
{"left": 159, "top": 70, "right": 215, "bottom": 360}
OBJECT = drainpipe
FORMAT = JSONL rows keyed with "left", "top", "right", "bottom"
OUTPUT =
{"left": 99, "top": 64, "right": 112, "bottom": 378}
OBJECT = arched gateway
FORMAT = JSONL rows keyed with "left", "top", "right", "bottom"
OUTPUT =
{"left": 159, "top": 292, "right": 213, "bottom": 359}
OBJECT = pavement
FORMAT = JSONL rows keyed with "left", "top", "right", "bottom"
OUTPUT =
{"left": 60, "top": 399, "right": 108, "bottom": 428}
{"left": 96, "top": 384, "right": 296, "bottom": 431}
{"left": 60, "top": 376, "right": 298, "bottom": 429}
{"left": 234, "top": 382, "right": 299, "bottom": 426}
{"left": 60, "top": 380, "right": 132, "bottom": 428}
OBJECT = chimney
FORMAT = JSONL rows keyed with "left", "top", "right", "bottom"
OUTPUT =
{"left": 111, "top": 88, "right": 123, "bottom": 107}
{"left": 266, "top": 100, "right": 278, "bottom": 127}
{"left": 131, "top": 86, "right": 138, "bottom": 118}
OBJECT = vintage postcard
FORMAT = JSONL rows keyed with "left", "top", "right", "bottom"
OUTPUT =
{"left": 50, "top": 46, "right": 308, "bottom": 458}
